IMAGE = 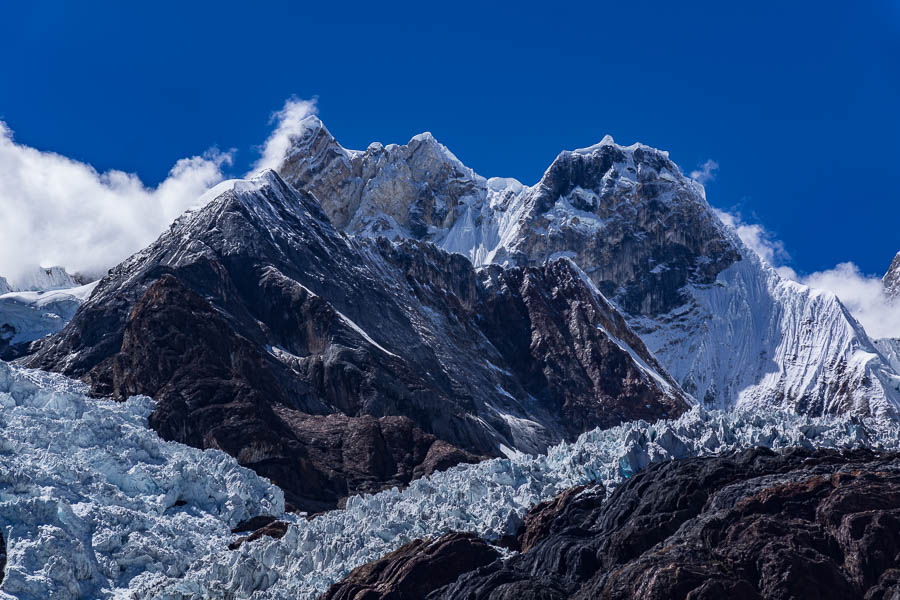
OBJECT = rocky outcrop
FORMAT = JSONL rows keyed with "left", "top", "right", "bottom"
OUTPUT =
{"left": 514, "top": 484, "right": 602, "bottom": 553}
{"left": 320, "top": 533, "right": 500, "bottom": 600}
{"left": 26, "top": 171, "right": 686, "bottom": 512}
{"left": 279, "top": 117, "right": 481, "bottom": 240}
{"left": 430, "top": 447, "right": 900, "bottom": 599}
{"left": 321, "top": 448, "right": 900, "bottom": 599}
{"left": 0, "top": 528, "right": 5, "bottom": 586}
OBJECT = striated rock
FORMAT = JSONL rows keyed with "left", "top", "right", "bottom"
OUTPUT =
{"left": 26, "top": 170, "right": 685, "bottom": 512}
{"left": 433, "top": 447, "right": 900, "bottom": 600}
{"left": 516, "top": 484, "right": 603, "bottom": 553}
{"left": 320, "top": 533, "right": 500, "bottom": 600}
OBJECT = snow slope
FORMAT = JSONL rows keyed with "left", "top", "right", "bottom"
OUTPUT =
{"left": 633, "top": 249, "right": 900, "bottom": 418}
{"left": 0, "top": 267, "right": 96, "bottom": 357}
{"left": 0, "top": 281, "right": 96, "bottom": 347}
{"left": 4, "top": 266, "right": 81, "bottom": 292}
{"left": 0, "top": 360, "right": 284, "bottom": 600}
{"left": 875, "top": 338, "right": 900, "bottom": 376}
{"left": 131, "top": 404, "right": 900, "bottom": 600}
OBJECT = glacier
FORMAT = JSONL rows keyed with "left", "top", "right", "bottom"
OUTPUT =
{"left": 131, "top": 396, "right": 900, "bottom": 599}
{"left": 0, "top": 361, "right": 284, "bottom": 600}
{"left": 2, "top": 355, "right": 899, "bottom": 599}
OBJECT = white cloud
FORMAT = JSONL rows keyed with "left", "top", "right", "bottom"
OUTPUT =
{"left": 690, "top": 159, "right": 719, "bottom": 184}
{"left": 715, "top": 208, "right": 900, "bottom": 339}
{"left": 0, "top": 121, "right": 232, "bottom": 282}
{"left": 712, "top": 209, "right": 797, "bottom": 279}
{"left": 248, "top": 97, "right": 318, "bottom": 175}
{"left": 0, "top": 96, "right": 322, "bottom": 284}
{"left": 800, "top": 263, "right": 900, "bottom": 340}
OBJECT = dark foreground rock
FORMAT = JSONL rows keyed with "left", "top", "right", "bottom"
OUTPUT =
{"left": 322, "top": 447, "right": 900, "bottom": 599}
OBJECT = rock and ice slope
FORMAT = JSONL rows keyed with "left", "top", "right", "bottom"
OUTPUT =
{"left": 278, "top": 122, "right": 900, "bottom": 419}
{"left": 0, "top": 360, "right": 284, "bottom": 600}
{"left": 398, "top": 447, "right": 900, "bottom": 600}
{"left": 129, "top": 404, "right": 900, "bottom": 600}
{"left": 26, "top": 170, "right": 687, "bottom": 512}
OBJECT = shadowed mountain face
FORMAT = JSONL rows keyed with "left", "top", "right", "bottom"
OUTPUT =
{"left": 322, "top": 447, "right": 900, "bottom": 600}
{"left": 25, "top": 171, "right": 686, "bottom": 512}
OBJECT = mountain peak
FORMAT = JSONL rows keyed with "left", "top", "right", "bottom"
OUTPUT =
{"left": 884, "top": 251, "right": 900, "bottom": 299}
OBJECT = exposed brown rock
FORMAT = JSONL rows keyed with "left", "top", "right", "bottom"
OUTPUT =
{"left": 229, "top": 520, "right": 290, "bottom": 550}
{"left": 517, "top": 484, "right": 602, "bottom": 553}
{"left": 323, "top": 449, "right": 900, "bottom": 599}
{"left": 320, "top": 533, "right": 500, "bottom": 600}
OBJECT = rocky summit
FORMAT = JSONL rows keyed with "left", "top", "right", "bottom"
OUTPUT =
{"left": 279, "top": 118, "right": 900, "bottom": 418}
{"left": 884, "top": 252, "right": 900, "bottom": 299}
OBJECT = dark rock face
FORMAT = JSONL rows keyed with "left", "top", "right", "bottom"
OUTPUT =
{"left": 320, "top": 533, "right": 501, "bottom": 600}
{"left": 515, "top": 484, "right": 602, "bottom": 553}
{"left": 476, "top": 261, "right": 685, "bottom": 432}
{"left": 26, "top": 171, "right": 686, "bottom": 512}
{"left": 229, "top": 519, "right": 290, "bottom": 550}
{"left": 430, "top": 447, "right": 900, "bottom": 600}
{"left": 884, "top": 252, "right": 900, "bottom": 299}
{"left": 328, "top": 449, "right": 900, "bottom": 599}
{"left": 511, "top": 146, "right": 742, "bottom": 316}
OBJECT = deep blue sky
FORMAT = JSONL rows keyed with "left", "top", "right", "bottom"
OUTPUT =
{"left": 2, "top": 1, "right": 898, "bottom": 275}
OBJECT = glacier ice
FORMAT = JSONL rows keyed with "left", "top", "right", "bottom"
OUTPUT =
{"left": 130, "top": 400, "right": 900, "bottom": 600}
{"left": 0, "top": 361, "right": 284, "bottom": 600}
{"left": 3, "top": 356, "right": 899, "bottom": 600}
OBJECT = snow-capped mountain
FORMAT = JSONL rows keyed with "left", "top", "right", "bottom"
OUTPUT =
{"left": 0, "top": 268, "right": 96, "bottom": 359}
{"left": 278, "top": 119, "right": 900, "bottom": 419}
{"left": 26, "top": 170, "right": 688, "bottom": 512}
{"left": 2, "top": 266, "right": 83, "bottom": 292}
